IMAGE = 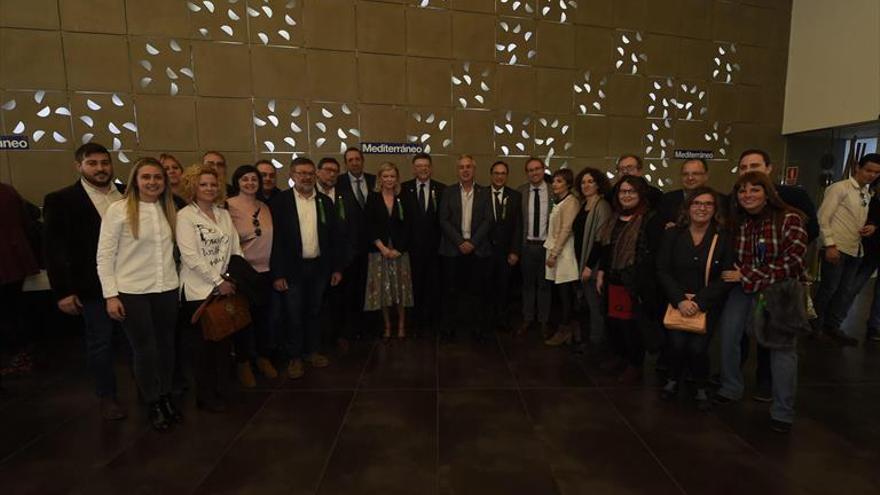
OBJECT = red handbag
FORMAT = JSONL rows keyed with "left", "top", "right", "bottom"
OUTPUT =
{"left": 608, "top": 284, "right": 634, "bottom": 320}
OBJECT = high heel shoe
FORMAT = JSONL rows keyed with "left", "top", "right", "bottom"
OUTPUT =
{"left": 544, "top": 326, "right": 573, "bottom": 346}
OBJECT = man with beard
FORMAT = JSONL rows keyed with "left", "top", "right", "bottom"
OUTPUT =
{"left": 401, "top": 152, "right": 446, "bottom": 336}
{"left": 44, "top": 143, "right": 126, "bottom": 420}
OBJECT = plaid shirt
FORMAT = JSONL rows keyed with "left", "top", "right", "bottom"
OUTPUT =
{"left": 736, "top": 212, "right": 807, "bottom": 294}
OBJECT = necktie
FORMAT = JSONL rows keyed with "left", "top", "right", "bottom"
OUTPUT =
{"left": 532, "top": 188, "right": 540, "bottom": 238}
{"left": 354, "top": 177, "right": 365, "bottom": 208}
{"left": 494, "top": 191, "right": 503, "bottom": 221}
{"left": 419, "top": 183, "right": 427, "bottom": 212}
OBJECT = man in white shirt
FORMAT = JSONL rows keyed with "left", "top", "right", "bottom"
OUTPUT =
{"left": 516, "top": 157, "right": 552, "bottom": 337}
{"left": 270, "top": 158, "right": 344, "bottom": 379}
{"left": 813, "top": 154, "right": 880, "bottom": 345}
{"left": 437, "top": 155, "right": 492, "bottom": 340}
{"left": 44, "top": 142, "right": 126, "bottom": 420}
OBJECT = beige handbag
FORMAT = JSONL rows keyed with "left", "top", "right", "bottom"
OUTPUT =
{"left": 663, "top": 233, "right": 718, "bottom": 334}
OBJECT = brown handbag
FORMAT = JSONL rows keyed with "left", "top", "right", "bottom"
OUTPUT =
{"left": 663, "top": 233, "right": 718, "bottom": 334}
{"left": 190, "top": 293, "right": 252, "bottom": 342}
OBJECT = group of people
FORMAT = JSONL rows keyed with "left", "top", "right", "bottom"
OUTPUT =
{"left": 2, "top": 139, "right": 879, "bottom": 436}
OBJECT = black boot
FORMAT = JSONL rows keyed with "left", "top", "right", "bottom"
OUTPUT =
{"left": 149, "top": 401, "right": 171, "bottom": 432}
{"left": 160, "top": 394, "right": 183, "bottom": 423}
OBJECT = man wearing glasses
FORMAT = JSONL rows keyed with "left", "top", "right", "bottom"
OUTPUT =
{"left": 813, "top": 153, "right": 880, "bottom": 346}
{"left": 656, "top": 158, "right": 714, "bottom": 227}
{"left": 203, "top": 151, "right": 235, "bottom": 197}
{"left": 610, "top": 154, "right": 663, "bottom": 207}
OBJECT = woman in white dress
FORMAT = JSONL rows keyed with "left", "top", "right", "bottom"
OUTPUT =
{"left": 544, "top": 168, "right": 581, "bottom": 346}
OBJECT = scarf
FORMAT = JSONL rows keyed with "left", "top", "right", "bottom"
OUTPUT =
{"left": 600, "top": 211, "right": 644, "bottom": 271}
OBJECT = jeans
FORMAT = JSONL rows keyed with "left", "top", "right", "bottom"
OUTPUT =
{"left": 282, "top": 260, "right": 328, "bottom": 360}
{"left": 118, "top": 291, "right": 178, "bottom": 403}
{"left": 843, "top": 255, "right": 880, "bottom": 331}
{"left": 487, "top": 251, "right": 513, "bottom": 327}
{"left": 81, "top": 299, "right": 118, "bottom": 398}
{"left": 718, "top": 286, "right": 798, "bottom": 423}
{"left": 521, "top": 243, "right": 551, "bottom": 324}
{"left": 668, "top": 327, "right": 712, "bottom": 385}
{"left": 813, "top": 251, "right": 863, "bottom": 331}
{"left": 580, "top": 278, "right": 605, "bottom": 344}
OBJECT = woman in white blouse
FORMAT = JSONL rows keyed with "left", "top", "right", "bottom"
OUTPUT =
{"left": 96, "top": 157, "right": 181, "bottom": 431}
{"left": 177, "top": 164, "right": 242, "bottom": 412}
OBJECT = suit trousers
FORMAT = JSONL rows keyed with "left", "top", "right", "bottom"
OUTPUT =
{"left": 521, "top": 243, "right": 551, "bottom": 324}
{"left": 283, "top": 259, "right": 328, "bottom": 359}
{"left": 81, "top": 299, "right": 118, "bottom": 398}
{"left": 441, "top": 253, "right": 488, "bottom": 333}
{"left": 486, "top": 251, "right": 513, "bottom": 327}
{"left": 118, "top": 291, "right": 178, "bottom": 403}
{"left": 409, "top": 249, "right": 441, "bottom": 331}
{"left": 341, "top": 252, "right": 368, "bottom": 336}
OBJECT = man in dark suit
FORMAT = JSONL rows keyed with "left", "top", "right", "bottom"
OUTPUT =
{"left": 44, "top": 142, "right": 126, "bottom": 420}
{"left": 486, "top": 160, "right": 522, "bottom": 331}
{"left": 401, "top": 152, "right": 446, "bottom": 336}
{"left": 517, "top": 157, "right": 553, "bottom": 337}
{"left": 316, "top": 156, "right": 358, "bottom": 351}
{"left": 335, "top": 147, "right": 376, "bottom": 338}
{"left": 256, "top": 159, "right": 281, "bottom": 204}
{"left": 438, "top": 154, "right": 492, "bottom": 340}
{"left": 270, "top": 157, "right": 345, "bottom": 379}
{"left": 656, "top": 158, "right": 713, "bottom": 227}
{"left": 202, "top": 150, "right": 235, "bottom": 197}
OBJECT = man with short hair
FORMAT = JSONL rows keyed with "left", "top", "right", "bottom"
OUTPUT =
{"left": 486, "top": 160, "right": 522, "bottom": 331}
{"left": 270, "top": 157, "right": 345, "bottom": 379}
{"left": 335, "top": 147, "right": 375, "bottom": 338}
{"left": 613, "top": 153, "right": 663, "bottom": 206}
{"left": 438, "top": 155, "right": 492, "bottom": 340}
{"left": 517, "top": 157, "right": 553, "bottom": 337}
{"left": 44, "top": 142, "right": 126, "bottom": 420}
{"left": 813, "top": 154, "right": 880, "bottom": 345}
{"left": 401, "top": 152, "right": 446, "bottom": 336}
{"left": 255, "top": 159, "right": 280, "bottom": 203}
{"left": 656, "top": 158, "right": 713, "bottom": 227}
{"left": 203, "top": 151, "right": 234, "bottom": 196}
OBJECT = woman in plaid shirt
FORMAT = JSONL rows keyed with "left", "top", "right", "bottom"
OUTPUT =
{"left": 713, "top": 171, "right": 808, "bottom": 434}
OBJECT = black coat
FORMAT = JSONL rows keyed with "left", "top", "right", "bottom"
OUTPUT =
{"left": 269, "top": 189, "right": 345, "bottom": 281}
{"left": 656, "top": 225, "right": 735, "bottom": 313}
{"left": 487, "top": 186, "right": 523, "bottom": 257}
{"left": 401, "top": 179, "right": 446, "bottom": 258}
{"left": 43, "top": 181, "right": 124, "bottom": 301}
{"left": 438, "top": 184, "right": 492, "bottom": 258}
{"left": 365, "top": 192, "right": 412, "bottom": 253}
{"left": 336, "top": 173, "right": 376, "bottom": 255}
{"left": 776, "top": 184, "right": 819, "bottom": 243}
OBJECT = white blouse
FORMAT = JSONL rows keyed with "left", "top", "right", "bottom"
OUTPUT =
{"left": 96, "top": 200, "right": 179, "bottom": 298}
{"left": 176, "top": 203, "right": 243, "bottom": 302}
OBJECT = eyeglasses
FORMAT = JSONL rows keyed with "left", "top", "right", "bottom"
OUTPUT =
{"left": 618, "top": 189, "right": 638, "bottom": 196}
{"left": 690, "top": 201, "right": 715, "bottom": 209}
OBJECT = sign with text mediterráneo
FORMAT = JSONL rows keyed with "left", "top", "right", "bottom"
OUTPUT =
{"left": 673, "top": 149, "right": 714, "bottom": 160}
{"left": 0, "top": 135, "right": 29, "bottom": 150}
{"left": 360, "top": 142, "right": 425, "bottom": 154}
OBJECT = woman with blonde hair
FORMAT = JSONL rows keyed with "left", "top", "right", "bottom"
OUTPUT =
{"left": 159, "top": 153, "right": 186, "bottom": 209}
{"left": 96, "top": 157, "right": 181, "bottom": 431}
{"left": 364, "top": 162, "right": 415, "bottom": 338}
{"left": 177, "top": 164, "right": 241, "bottom": 412}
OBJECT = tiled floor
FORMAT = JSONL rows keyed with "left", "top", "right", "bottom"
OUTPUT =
{"left": 2, "top": 292, "right": 880, "bottom": 494}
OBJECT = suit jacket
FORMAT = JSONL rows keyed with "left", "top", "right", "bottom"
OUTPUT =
{"left": 318, "top": 185, "right": 359, "bottom": 268}
{"left": 0, "top": 183, "right": 39, "bottom": 284}
{"left": 43, "top": 181, "right": 125, "bottom": 301}
{"left": 365, "top": 192, "right": 413, "bottom": 253}
{"left": 336, "top": 172, "right": 375, "bottom": 255}
{"left": 487, "top": 186, "right": 523, "bottom": 257}
{"left": 438, "top": 183, "right": 492, "bottom": 258}
{"left": 269, "top": 188, "right": 345, "bottom": 281}
{"left": 401, "top": 178, "right": 446, "bottom": 257}
{"left": 518, "top": 182, "right": 552, "bottom": 246}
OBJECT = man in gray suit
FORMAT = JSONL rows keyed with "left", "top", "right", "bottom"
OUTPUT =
{"left": 438, "top": 154, "right": 492, "bottom": 340}
{"left": 517, "top": 157, "right": 552, "bottom": 338}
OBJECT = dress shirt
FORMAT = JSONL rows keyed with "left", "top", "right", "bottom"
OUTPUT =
{"left": 81, "top": 178, "right": 122, "bottom": 218}
{"left": 460, "top": 184, "right": 475, "bottom": 240}
{"left": 294, "top": 188, "right": 320, "bottom": 259}
{"left": 417, "top": 179, "right": 431, "bottom": 211}
{"left": 319, "top": 185, "right": 336, "bottom": 203}
{"left": 818, "top": 177, "right": 871, "bottom": 257}
{"left": 177, "top": 203, "right": 242, "bottom": 301}
{"left": 527, "top": 182, "right": 549, "bottom": 241}
{"left": 491, "top": 186, "right": 505, "bottom": 221}
{"left": 96, "top": 200, "right": 178, "bottom": 298}
{"left": 349, "top": 172, "right": 368, "bottom": 200}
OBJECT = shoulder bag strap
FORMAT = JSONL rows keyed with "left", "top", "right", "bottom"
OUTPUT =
{"left": 704, "top": 233, "right": 719, "bottom": 286}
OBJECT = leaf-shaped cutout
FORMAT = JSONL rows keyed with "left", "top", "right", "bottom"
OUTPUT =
{"left": 290, "top": 122, "right": 302, "bottom": 133}
{"left": 36, "top": 106, "right": 51, "bottom": 117}
{"left": 123, "top": 122, "right": 137, "bottom": 133}
{"left": 81, "top": 133, "right": 94, "bottom": 144}
{"left": 341, "top": 104, "right": 352, "bottom": 115}
{"left": 180, "top": 68, "right": 195, "bottom": 79}
{"left": 55, "top": 106, "right": 71, "bottom": 116}
{"left": 321, "top": 108, "right": 333, "bottom": 118}
{"left": 117, "top": 151, "right": 130, "bottom": 163}
{"left": 264, "top": 141, "right": 275, "bottom": 152}
{"left": 284, "top": 137, "right": 296, "bottom": 148}
{"left": 285, "top": 14, "right": 296, "bottom": 26}
{"left": 337, "top": 128, "right": 347, "bottom": 139}
{"left": 316, "top": 122, "right": 327, "bottom": 133}
{"left": 112, "top": 137, "right": 122, "bottom": 150}
{"left": 165, "top": 67, "right": 179, "bottom": 80}
{"left": 146, "top": 43, "right": 159, "bottom": 55}
{"left": 458, "top": 98, "right": 468, "bottom": 108}
{"left": 140, "top": 77, "right": 153, "bottom": 88}
{"left": 258, "top": 32, "right": 269, "bottom": 45}
{"left": 291, "top": 106, "right": 302, "bottom": 117}
{"left": 278, "top": 30, "right": 290, "bottom": 41}
{"left": 480, "top": 82, "right": 489, "bottom": 92}
{"left": 79, "top": 115, "right": 94, "bottom": 127}
{"left": 247, "top": 6, "right": 259, "bottom": 17}
{"left": 338, "top": 142, "right": 347, "bottom": 154}
{"left": 228, "top": 8, "right": 240, "bottom": 21}
{"left": 34, "top": 90, "right": 46, "bottom": 104}
{"left": 203, "top": 0, "right": 215, "bottom": 13}
{"left": 420, "top": 133, "right": 430, "bottom": 143}
{"left": 1, "top": 99, "right": 15, "bottom": 111}
{"left": 170, "top": 39, "right": 182, "bottom": 52}
{"left": 350, "top": 128, "right": 361, "bottom": 137}
{"left": 452, "top": 76, "right": 462, "bottom": 85}
{"left": 463, "top": 74, "right": 472, "bottom": 85}
{"left": 33, "top": 129, "right": 45, "bottom": 142}
{"left": 262, "top": 5, "right": 273, "bottom": 17}
{"left": 501, "top": 145, "right": 510, "bottom": 155}
{"left": 170, "top": 82, "right": 179, "bottom": 96}
{"left": 187, "top": 2, "right": 201, "bottom": 12}
{"left": 438, "top": 120, "right": 447, "bottom": 131}
{"left": 13, "top": 121, "right": 25, "bottom": 134}
{"left": 52, "top": 131, "right": 66, "bottom": 143}
{"left": 140, "top": 60, "right": 153, "bottom": 71}
{"left": 254, "top": 117, "right": 267, "bottom": 127}
{"left": 268, "top": 115, "right": 279, "bottom": 127}
{"left": 443, "top": 139, "right": 451, "bottom": 148}
{"left": 426, "top": 114, "right": 435, "bottom": 123}
{"left": 108, "top": 123, "right": 121, "bottom": 135}
{"left": 221, "top": 25, "right": 234, "bottom": 36}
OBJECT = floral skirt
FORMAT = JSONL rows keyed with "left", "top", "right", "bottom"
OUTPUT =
{"left": 364, "top": 251, "right": 415, "bottom": 311}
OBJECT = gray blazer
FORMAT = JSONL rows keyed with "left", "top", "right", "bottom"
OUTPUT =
{"left": 438, "top": 183, "right": 492, "bottom": 258}
{"left": 518, "top": 182, "right": 551, "bottom": 246}
{"left": 578, "top": 198, "right": 612, "bottom": 271}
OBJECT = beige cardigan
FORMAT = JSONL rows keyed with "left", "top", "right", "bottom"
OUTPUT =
{"left": 545, "top": 193, "right": 580, "bottom": 258}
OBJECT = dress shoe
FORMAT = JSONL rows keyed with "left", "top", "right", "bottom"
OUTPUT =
{"left": 305, "top": 354, "right": 329, "bottom": 368}
{"left": 712, "top": 393, "right": 735, "bottom": 406}
{"left": 660, "top": 380, "right": 678, "bottom": 400}
{"left": 160, "top": 394, "right": 183, "bottom": 423}
{"left": 148, "top": 401, "right": 171, "bottom": 432}
{"left": 545, "top": 326, "right": 573, "bottom": 346}
{"left": 100, "top": 397, "right": 127, "bottom": 421}
{"left": 256, "top": 357, "right": 278, "bottom": 379}
{"left": 287, "top": 359, "right": 305, "bottom": 379}
{"left": 237, "top": 362, "right": 257, "bottom": 388}
{"left": 770, "top": 418, "right": 792, "bottom": 434}
{"left": 752, "top": 382, "right": 772, "bottom": 403}
{"left": 617, "top": 365, "right": 643, "bottom": 385}
{"left": 695, "top": 389, "right": 712, "bottom": 412}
